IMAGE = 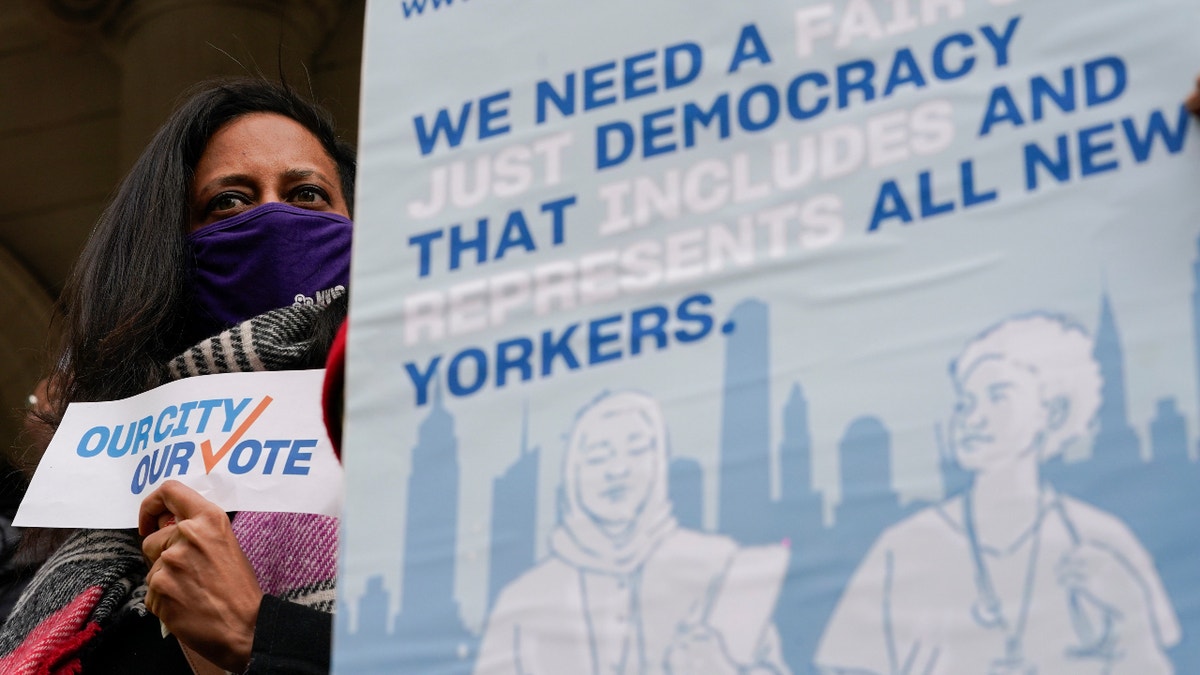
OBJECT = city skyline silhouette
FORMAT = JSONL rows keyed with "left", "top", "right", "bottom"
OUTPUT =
{"left": 338, "top": 238, "right": 1200, "bottom": 673}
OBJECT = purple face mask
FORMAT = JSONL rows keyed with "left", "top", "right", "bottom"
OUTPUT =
{"left": 186, "top": 202, "right": 352, "bottom": 339}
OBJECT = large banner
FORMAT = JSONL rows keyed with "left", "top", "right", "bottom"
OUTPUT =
{"left": 337, "top": 0, "right": 1200, "bottom": 672}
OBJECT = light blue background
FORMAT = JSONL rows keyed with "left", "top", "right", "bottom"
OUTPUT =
{"left": 338, "top": 0, "right": 1200, "bottom": 671}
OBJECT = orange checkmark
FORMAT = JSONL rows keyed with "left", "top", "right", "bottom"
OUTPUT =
{"left": 200, "top": 396, "right": 274, "bottom": 474}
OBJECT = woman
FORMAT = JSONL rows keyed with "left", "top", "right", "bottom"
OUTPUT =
{"left": 475, "top": 390, "right": 790, "bottom": 675}
{"left": 0, "top": 78, "right": 354, "bottom": 673}
{"left": 815, "top": 314, "right": 1178, "bottom": 675}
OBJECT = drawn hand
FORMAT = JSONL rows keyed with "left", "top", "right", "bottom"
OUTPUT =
{"left": 140, "top": 480, "right": 262, "bottom": 672}
{"left": 1056, "top": 543, "right": 1145, "bottom": 619}
{"left": 665, "top": 624, "right": 740, "bottom": 675}
{"left": 1056, "top": 542, "right": 1163, "bottom": 661}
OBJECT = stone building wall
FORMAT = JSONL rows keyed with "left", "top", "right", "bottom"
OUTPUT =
{"left": 0, "top": 0, "right": 365, "bottom": 468}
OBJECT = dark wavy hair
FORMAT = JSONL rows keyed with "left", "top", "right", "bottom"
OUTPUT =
{"left": 47, "top": 78, "right": 356, "bottom": 417}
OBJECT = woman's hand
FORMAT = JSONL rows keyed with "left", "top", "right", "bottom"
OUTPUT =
{"left": 140, "top": 480, "right": 263, "bottom": 672}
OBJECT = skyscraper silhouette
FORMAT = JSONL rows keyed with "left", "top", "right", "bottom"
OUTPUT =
{"left": 336, "top": 581, "right": 398, "bottom": 673}
{"left": 833, "top": 416, "right": 903, "bottom": 533}
{"left": 775, "top": 416, "right": 906, "bottom": 675}
{"left": 1193, "top": 237, "right": 1200, "bottom": 447}
{"left": 393, "top": 385, "right": 475, "bottom": 672}
{"left": 486, "top": 403, "right": 540, "bottom": 611}
{"left": 1164, "top": 238, "right": 1200, "bottom": 668}
{"left": 668, "top": 456, "right": 705, "bottom": 531}
{"left": 718, "top": 299, "right": 775, "bottom": 544}
{"left": 774, "top": 382, "right": 830, "bottom": 674}
{"left": 1091, "top": 292, "right": 1142, "bottom": 465}
{"left": 1150, "top": 397, "right": 1189, "bottom": 464}
{"left": 1048, "top": 293, "right": 1144, "bottom": 502}
{"left": 358, "top": 576, "right": 391, "bottom": 638}
{"left": 777, "top": 382, "right": 823, "bottom": 536}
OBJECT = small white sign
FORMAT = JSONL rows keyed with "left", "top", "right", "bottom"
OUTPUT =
{"left": 15, "top": 369, "right": 343, "bottom": 529}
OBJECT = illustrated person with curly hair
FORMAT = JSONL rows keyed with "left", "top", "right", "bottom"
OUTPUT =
{"left": 816, "top": 314, "right": 1178, "bottom": 675}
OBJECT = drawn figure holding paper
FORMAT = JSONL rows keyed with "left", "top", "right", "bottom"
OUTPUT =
{"left": 475, "top": 390, "right": 790, "bottom": 675}
{"left": 816, "top": 314, "right": 1179, "bottom": 675}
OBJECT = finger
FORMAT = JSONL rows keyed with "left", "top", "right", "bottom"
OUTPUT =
{"left": 145, "top": 552, "right": 186, "bottom": 598}
{"left": 142, "top": 524, "right": 177, "bottom": 563}
{"left": 144, "top": 582, "right": 160, "bottom": 617}
{"left": 139, "top": 480, "right": 215, "bottom": 535}
{"left": 144, "top": 573, "right": 179, "bottom": 626}
{"left": 144, "top": 560, "right": 170, "bottom": 618}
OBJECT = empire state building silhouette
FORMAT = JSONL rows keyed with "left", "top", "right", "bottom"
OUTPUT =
{"left": 393, "top": 384, "right": 475, "bottom": 672}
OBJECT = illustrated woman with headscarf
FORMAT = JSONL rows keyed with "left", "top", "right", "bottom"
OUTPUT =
{"left": 475, "top": 390, "right": 790, "bottom": 675}
{"left": 816, "top": 314, "right": 1179, "bottom": 675}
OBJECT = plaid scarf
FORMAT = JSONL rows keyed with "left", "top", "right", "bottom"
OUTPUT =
{"left": 0, "top": 300, "right": 341, "bottom": 674}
